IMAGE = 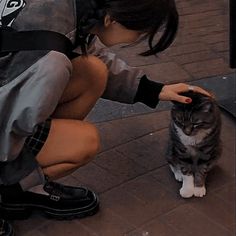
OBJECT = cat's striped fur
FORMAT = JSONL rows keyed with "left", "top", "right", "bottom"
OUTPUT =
{"left": 167, "top": 92, "right": 222, "bottom": 198}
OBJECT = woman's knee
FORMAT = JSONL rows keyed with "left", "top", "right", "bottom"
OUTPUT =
{"left": 36, "top": 120, "right": 100, "bottom": 168}
{"left": 72, "top": 55, "right": 108, "bottom": 94}
{"left": 84, "top": 122, "right": 101, "bottom": 157}
{"left": 73, "top": 122, "right": 101, "bottom": 164}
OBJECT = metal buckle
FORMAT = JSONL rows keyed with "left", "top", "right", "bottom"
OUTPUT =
{"left": 50, "top": 194, "right": 60, "bottom": 202}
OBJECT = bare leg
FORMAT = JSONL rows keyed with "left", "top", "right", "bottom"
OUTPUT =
{"left": 52, "top": 55, "right": 108, "bottom": 120}
{"left": 36, "top": 55, "right": 108, "bottom": 180}
{"left": 36, "top": 119, "right": 100, "bottom": 180}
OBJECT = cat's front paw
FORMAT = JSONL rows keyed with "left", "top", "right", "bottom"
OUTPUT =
{"left": 180, "top": 187, "right": 194, "bottom": 198}
{"left": 194, "top": 186, "right": 206, "bottom": 197}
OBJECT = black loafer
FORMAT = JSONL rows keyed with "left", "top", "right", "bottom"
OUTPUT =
{"left": 0, "top": 219, "right": 14, "bottom": 236}
{"left": 0, "top": 182, "right": 99, "bottom": 220}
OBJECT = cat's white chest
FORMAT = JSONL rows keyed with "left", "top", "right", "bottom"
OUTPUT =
{"left": 174, "top": 124, "right": 210, "bottom": 145}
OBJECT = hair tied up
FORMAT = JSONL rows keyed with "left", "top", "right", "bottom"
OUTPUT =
{"left": 76, "top": 0, "right": 106, "bottom": 35}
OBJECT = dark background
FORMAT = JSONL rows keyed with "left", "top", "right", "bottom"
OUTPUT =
{"left": 230, "top": 0, "right": 236, "bottom": 68}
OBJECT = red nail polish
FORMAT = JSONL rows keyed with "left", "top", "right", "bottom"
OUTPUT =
{"left": 186, "top": 98, "right": 192, "bottom": 103}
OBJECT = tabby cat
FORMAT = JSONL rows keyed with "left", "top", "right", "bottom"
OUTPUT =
{"left": 167, "top": 92, "right": 221, "bottom": 198}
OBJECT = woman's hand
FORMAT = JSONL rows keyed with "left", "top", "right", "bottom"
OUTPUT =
{"left": 159, "top": 83, "right": 213, "bottom": 104}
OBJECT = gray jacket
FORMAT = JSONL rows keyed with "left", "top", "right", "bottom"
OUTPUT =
{"left": 0, "top": 0, "right": 150, "bottom": 184}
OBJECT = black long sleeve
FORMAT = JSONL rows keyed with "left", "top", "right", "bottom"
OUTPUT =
{"left": 134, "top": 75, "right": 164, "bottom": 109}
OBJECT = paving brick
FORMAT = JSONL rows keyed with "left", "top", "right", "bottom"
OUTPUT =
{"left": 210, "top": 41, "right": 229, "bottom": 53}
{"left": 205, "top": 165, "right": 235, "bottom": 193}
{"left": 100, "top": 187, "right": 150, "bottom": 227}
{"left": 37, "top": 220, "right": 97, "bottom": 236}
{"left": 171, "top": 50, "right": 218, "bottom": 65}
{"left": 201, "top": 31, "right": 228, "bottom": 44}
{"left": 174, "top": 8, "right": 228, "bottom": 46}
{"left": 161, "top": 205, "right": 234, "bottom": 236}
{"left": 219, "top": 51, "right": 229, "bottom": 62}
{"left": 57, "top": 175, "right": 84, "bottom": 186}
{"left": 188, "top": 194, "right": 235, "bottom": 231}
{"left": 210, "top": 41, "right": 229, "bottom": 55}
{"left": 181, "top": 10, "right": 224, "bottom": 23}
{"left": 25, "top": 230, "right": 45, "bottom": 236}
{"left": 173, "top": 34, "right": 201, "bottom": 46}
{"left": 116, "top": 132, "right": 168, "bottom": 171}
{"left": 100, "top": 175, "right": 181, "bottom": 227}
{"left": 178, "top": 0, "right": 223, "bottom": 7}
{"left": 183, "top": 58, "right": 234, "bottom": 79}
{"left": 181, "top": 25, "right": 226, "bottom": 39}
{"left": 87, "top": 98, "right": 157, "bottom": 123}
{"left": 71, "top": 162, "right": 123, "bottom": 193}
{"left": 151, "top": 165, "right": 183, "bottom": 197}
{"left": 13, "top": 215, "right": 48, "bottom": 236}
{"left": 216, "top": 115, "right": 236, "bottom": 178}
{"left": 164, "top": 43, "right": 209, "bottom": 56}
{"left": 181, "top": 15, "right": 227, "bottom": 29}
{"left": 95, "top": 122, "right": 133, "bottom": 151}
{"left": 101, "top": 111, "right": 170, "bottom": 142}
{"left": 95, "top": 149, "right": 147, "bottom": 182}
{"left": 213, "top": 183, "right": 236, "bottom": 205}
{"left": 126, "top": 218, "right": 183, "bottom": 236}
{"left": 121, "top": 174, "right": 182, "bottom": 205}
{"left": 128, "top": 129, "right": 169, "bottom": 170}
{"left": 140, "top": 63, "right": 191, "bottom": 84}
{"left": 230, "top": 224, "right": 236, "bottom": 235}
{"left": 176, "top": 0, "right": 201, "bottom": 9}
{"left": 178, "top": 0, "right": 225, "bottom": 15}
{"left": 79, "top": 207, "right": 134, "bottom": 236}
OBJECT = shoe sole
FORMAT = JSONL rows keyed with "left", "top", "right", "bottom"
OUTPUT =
{"left": 0, "top": 195, "right": 99, "bottom": 220}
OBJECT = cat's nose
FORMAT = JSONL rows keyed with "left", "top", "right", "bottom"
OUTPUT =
{"left": 183, "top": 127, "right": 192, "bottom": 136}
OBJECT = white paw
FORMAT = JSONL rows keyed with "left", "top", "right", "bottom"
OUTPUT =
{"left": 180, "top": 187, "right": 194, "bottom": 198}
{"left": 194, "top": 186, "right": 206, "bottom": 197}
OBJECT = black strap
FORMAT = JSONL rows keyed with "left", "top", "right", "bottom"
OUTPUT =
{"left": 0, "top": 27, "right": 74, "bottom": 58}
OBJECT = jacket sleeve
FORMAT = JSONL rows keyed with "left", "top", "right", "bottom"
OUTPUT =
{"left": 87, "top": 37, "right": 164, "bottom": 108}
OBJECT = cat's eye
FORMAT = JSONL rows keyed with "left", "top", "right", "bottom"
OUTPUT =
{"left": 193, "top": 121, "right": 204, "bottom": 127}
{"left": 174, "top": 119, "right": 183, "bottom": 127}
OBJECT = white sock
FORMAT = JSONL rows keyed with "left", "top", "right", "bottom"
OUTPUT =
{"left": 19, "top": 167, "right": 45, "bottom": 191}
{"left": 28, "top": 184, "right": 49, "bottom": 195}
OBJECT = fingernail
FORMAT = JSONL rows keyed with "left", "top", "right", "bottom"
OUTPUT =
{"left": 186, "top": 98, "right": 192, "bottom": 103}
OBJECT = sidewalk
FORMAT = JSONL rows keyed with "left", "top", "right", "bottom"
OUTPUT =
{"left": 13, "top": 0, "right": 235, "bottom": 235}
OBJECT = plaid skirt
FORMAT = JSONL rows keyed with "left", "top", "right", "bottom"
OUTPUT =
{"left": 24, "top": 119, "right": 51, "bottom": 156}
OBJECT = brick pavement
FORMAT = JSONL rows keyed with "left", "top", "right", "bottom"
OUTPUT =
{"left": 13, "top": 0, "right": 235, "bottom": 235}
{"left": 13, "top": 111, "right": 235, "bottom": 236}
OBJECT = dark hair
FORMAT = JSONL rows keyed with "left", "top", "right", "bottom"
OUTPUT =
{"left": 75, "top": 0, "right": 179, "bottom": 56}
